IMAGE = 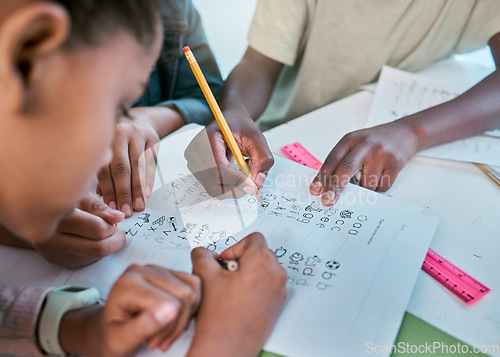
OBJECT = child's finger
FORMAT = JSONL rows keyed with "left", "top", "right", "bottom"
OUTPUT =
{"left": 109, "top": 141, "right": 134, "bottom": 217}
{"left": 360, "top": 160, "right": 384, "bottom": 191}
{"left": 107, "top": 268, "right": 184, "bottom": 354}
{"left": 97, "top": 165, "right": 117, "bottom": 209}
{"left": 321, "top": 147, "right": 366, "bottom": 206}
{"left": 309, "top": 138, "right": 351, "bottom": 196}
{"left": 126, "top": 302, "right": 178, "bottom": 349}
{"left": 129, "top": 141, "right": 148, "bottom": 212}
{"left": 139, "top": 266, "right": 201, "bottom": 315}
{"left": 145, "top": 144, "right": 158, "bottom": 198}
{"left": 77, "top": 193, "right": 124, "bottom": 225}
{"left": 37, "top": 229, "right": 126, "bottom": 257}
{"left": 246, "top": 137, "right": 274, "bottom": 189}
{"left": 309, "top": 135, "right": 355, "bottom": 200}
{"left": 121, "top": 266, "right": 199, "bottom": 351}
{"left": 191, "top": 247, "right": 223, "bottom": 278}
{"left": 377, "top": 167, "right": 400, "bottom": 192}
{"left": 58, "top": 209, "right": 122, "bottom": 239}
{"left": 219, "top": 232, "right": 267, "bottom": 261}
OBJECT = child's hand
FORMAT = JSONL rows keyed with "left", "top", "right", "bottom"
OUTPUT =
{"left": 188, "top": 233, "right": 288, "bottom": 357}
{"left": 59, "top": 264, "right": 201, "bottom": 357}
{"left": 32, "top": 192, "right": 126, "bottom": 269}
{"left": 97, "top": 108, "right": 160, "bottom": 217}
{"left": 310, "top": 121, "right": 421, "bottom": 206}
{"left": 202, "top": 114, "right": 274, "bottom": 193}
{"left": 184, "top": 128, "right": 263, "bottom": 199}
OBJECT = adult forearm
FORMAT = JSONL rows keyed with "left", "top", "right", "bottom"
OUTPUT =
{"left": 219, "top": 49, "right": 283, "bottom": 121}
{"left": 403, "top": 69, "right": 500, "bottom": 150}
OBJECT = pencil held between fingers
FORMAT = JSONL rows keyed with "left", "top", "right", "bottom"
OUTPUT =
{"left": 204, "top": 116, "right": 273, "bottom": 198}
{"left": 189, "top": 233, "right": 287, "bottom": 357}
{"left": 185, "top": 129, "right": 262, "bottom": 199}
{"left": 183, "top": 46, "right": 267, "bottom": 205}
{"left": 33, "top": 195, "right": 127, "bottom": 269}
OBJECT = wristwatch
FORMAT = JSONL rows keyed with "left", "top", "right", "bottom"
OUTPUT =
{"left": 37, "top": 285, "right": 100, "bottom": 356}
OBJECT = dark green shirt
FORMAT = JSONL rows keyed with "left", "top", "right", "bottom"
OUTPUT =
{"left": 135, "top": 0, "right": 223, "bottom": 125}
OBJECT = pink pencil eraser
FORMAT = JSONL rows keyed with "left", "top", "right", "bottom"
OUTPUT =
{"left": 183, "top": 46, "right": 191, "bottom": 53}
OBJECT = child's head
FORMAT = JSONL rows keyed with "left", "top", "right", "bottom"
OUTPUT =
{"left": 0, "top": 0, "right": 162, "bottom": 241}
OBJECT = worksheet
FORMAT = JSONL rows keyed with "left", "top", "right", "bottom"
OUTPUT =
{"left": 54, "top": 127, "right": 438, "bottom": 357}
{"left": 365, "top": 66, "right": 500, "bottom": 166}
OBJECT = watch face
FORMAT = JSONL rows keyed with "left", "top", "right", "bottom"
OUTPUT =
{"left": 61, "top": 286, "right": 87, "bottom": 293}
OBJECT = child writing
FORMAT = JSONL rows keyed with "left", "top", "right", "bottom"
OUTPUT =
{"left": 204, "top": 0, "right": 500, "bottom": 206}
{"left": 0, "top": 1, "right": 287, "bottom": 356}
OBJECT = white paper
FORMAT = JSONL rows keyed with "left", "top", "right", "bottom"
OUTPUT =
{"left": 57, "top": 135, "right": 438, "bottom": 357}
{"left": 365, "top": 66, "right": 500, "bottom": 165}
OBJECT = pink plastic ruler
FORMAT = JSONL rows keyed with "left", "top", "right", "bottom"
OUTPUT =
{"left": 280, "top": 142, "right": 323, "bottom": 170}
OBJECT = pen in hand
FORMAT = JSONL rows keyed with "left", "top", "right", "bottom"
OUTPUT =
{"left": 219, "top": 258, "right": 239, "bottom": 272}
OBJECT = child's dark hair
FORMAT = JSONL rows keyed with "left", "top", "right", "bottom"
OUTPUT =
{"left": 51, "top": 0, "right": 160, "bottom": 48}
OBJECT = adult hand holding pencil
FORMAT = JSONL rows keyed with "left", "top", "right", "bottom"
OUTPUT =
{"left": 183, "top": 46, "right": 264, "bottom": 205}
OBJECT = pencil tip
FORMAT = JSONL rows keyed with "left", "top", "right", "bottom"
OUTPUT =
{"left": 256, "top": 191, "right": 264, "bottom": 206}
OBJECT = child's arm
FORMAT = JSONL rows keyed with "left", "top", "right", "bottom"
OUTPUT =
{"left": 0, "top": 286, "right": 52, "bottom": 357}
{"left": 310, "top": 32, "right": 500, "bottom": 206}
{"left": 58, "top": 265, "right": 201, "bottom": 356}
{"left": 0, "top": 266, "right": 200, "bottom": 357}
{"left": 187, "top": 233, "right": 288, "bottom": 357}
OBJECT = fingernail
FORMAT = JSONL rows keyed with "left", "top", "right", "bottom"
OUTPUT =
{"left": 107, "top": 208, "right": 125, "bottom": 220}
{"left": 160, "top": 341, "right": 171, "bottom": 352}
{"left": 144, "top": 187, "right": 151, "bottom": 198}
{"left": 109, "top": 201, "right": 117, "bottom": 210}
{"left": 153, "top": 303, "right": 176, "bottom": 325}
{"left": 135, "top": 197, "right": 145, "bottom": 211}
{"left": 243, "top": 186, "right": 256, "bottom": 196}
{"left": 256, "top": 172, "right": 267, "bottom": 187}
{"left": 321, "top": 191, "right": 335, "bottom": 206}
{"left": 310, "top": 181, "right": 323, "bottom": 194}
{"left": 121, "top": 204, "right": 132, "bottom": 216}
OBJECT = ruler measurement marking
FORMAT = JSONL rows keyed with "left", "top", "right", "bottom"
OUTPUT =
{"left": 424, "top": 248, "right": 490, "bottom": 305}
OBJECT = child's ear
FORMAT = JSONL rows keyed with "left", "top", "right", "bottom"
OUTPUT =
{"left": 0, "top": 2, "right": 70, "bottom": 113}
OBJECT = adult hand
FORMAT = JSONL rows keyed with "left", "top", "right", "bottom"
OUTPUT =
{"left": 310, "top": 121, "right": 421, "bottom": 206}
{"left": 188, "top": 233, "right": 288, "bottom": 357}
{"left": 97, "top": 107, "right": 160, "bottom": 217}
{"left": 32, "top": 192, "right": 126, "bottom": 269}
{"left": 59, "top": 264, "right": 201, "bottom": 357}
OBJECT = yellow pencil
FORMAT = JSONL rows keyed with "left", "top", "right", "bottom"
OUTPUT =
{"left": 474, "top": 163, "right": 500, "bottom": 187}
{"left": 183, "top": 46, "right": 264, "bottom": 205}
